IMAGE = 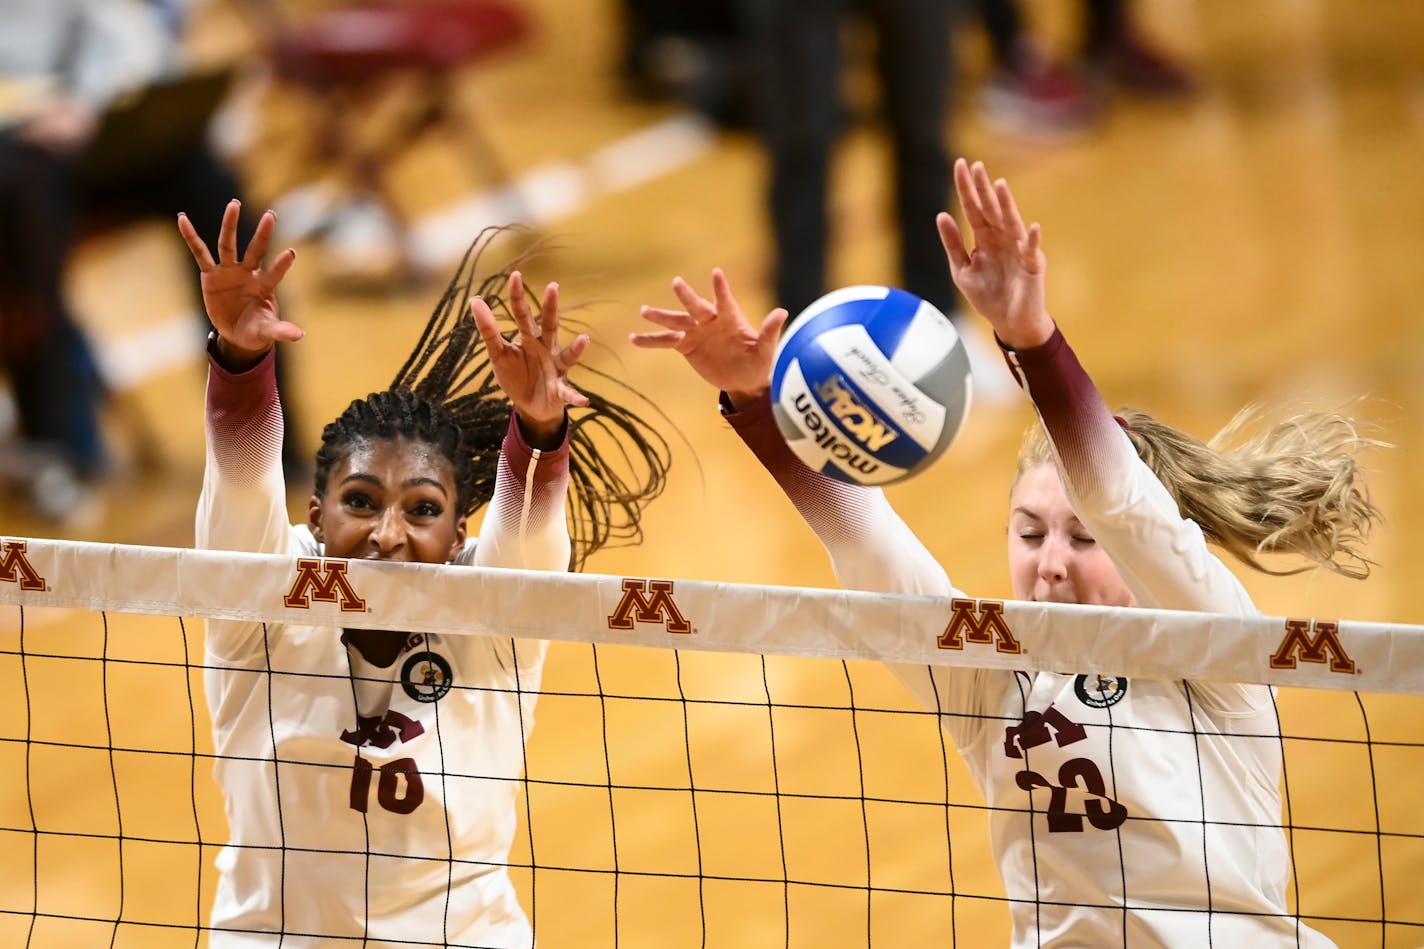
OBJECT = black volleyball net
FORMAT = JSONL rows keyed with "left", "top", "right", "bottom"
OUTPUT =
{"left": 2, "top": 536, "right": 1422, "bottom": 946}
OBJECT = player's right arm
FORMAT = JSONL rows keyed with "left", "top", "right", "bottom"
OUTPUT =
{"left": 196, "top": 343, "right": 292, "bottom": 556}
{"left": 181, "top": 202, "right": 304, "bottom": 659}
{"left": 722, "top": 380, "right": 997, "bottom": 750}
{"left": 723, "top": 392, "right": 951, "bottom": 596}
{"left": 195, "top": 339, "right": 303, "bottom": 662}
{"left": 467, "top": 272, "right": 580, "bottom": 577}
{"left": 940, "top": 160, "right": 1256, "bottom": 615}
{"left": 463, "top": 273, "right": 585, "bottom": 678}
{"left": 633, "top": 269, "right": 952, "bottom": 595}
{"left": 459, "top": 412, "right": 572, "bottom": 681}
{"left": 182, "top": 199, "right": 303, "bottom": 556}
{"left": 635, "top": 270, "right": 990, "bottom": 743}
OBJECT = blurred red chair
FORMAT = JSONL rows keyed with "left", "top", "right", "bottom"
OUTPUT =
{"left": 259, "top": 0, "right": 533, "bottom": 277}
{"left": 272, "top": 1, "right": 529, "bottom": 82}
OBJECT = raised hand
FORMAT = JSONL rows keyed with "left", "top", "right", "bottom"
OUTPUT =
{"left": 470, "top": 271, "right": 588, "bottom": 448}
{"left": 937, "top": 158, "right": 1052, "bottom": 350}
{"left": 178, "top": 199, "right": 302, "bottom": 367}
{"left": 632, "top": 268, "right": 788, "bottom": 409}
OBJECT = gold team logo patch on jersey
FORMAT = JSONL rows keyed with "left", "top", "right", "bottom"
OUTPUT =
{"left": 1270, "top": 618, "right": 1356, "bottom": 674}
{"left": 0, "top": 540, "right": 45, "bottom": 592}
{"left": 1074, "top": 673, "right": 1128, "bottom": 708}
{"left": 401, "top": 650, "right": 454, "bottom": 703}
{"left": 607, "top": 578, "right": 692, "bottom": 634}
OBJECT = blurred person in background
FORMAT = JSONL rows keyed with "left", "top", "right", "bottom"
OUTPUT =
{"left": 0, "top": 0, "right": 167, "bottom": 518}
{"left": 738, "top": 0, "right": 1017, "bottom": 401}
{"left": 619, "top": 0, "right": 1015, "bottom": 399}
{"left": 0, "top": 0, "right": 304, "bottom": 521}
{"left": 618, "top": 0, "right": 756, "bottom": 128}
{"left": 78, "top": 0, "right": 309, "bottom": 476}
{"left": 740, "top": 0, "right": 964, "bottom": 328}
{"left": 975, "top": 0, "right": 1193, "bottom": 138}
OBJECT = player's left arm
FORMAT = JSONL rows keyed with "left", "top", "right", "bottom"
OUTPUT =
{"left": 632, "top": 269, "right": 787, "bottom": 409}
{"left": 937, "top": 159, "right": 1053, "bottom": 352}
{"left": 472, "top": 415, "right": 572, "bottom": 573}
{"left": 1013, "top": 328, "right": 1256, "bottom": 616}
{"left": 458, "top": 410, "right": 567, "bottom": 679}
{"left": 725, "top": 392, "right": 953, "bottom": 597}
{"left": 470, "top": 272, "right": 579, "bottom": 573}
{"left": 943, "top": 160, "right": 1253, "bottom": 615}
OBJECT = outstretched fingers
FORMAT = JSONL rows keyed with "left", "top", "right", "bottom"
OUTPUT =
{"left": 557, "top": 379, "right": 590, "bottom": 409}
{"left": 216, "top": 199, "right": 241, "bottom": 264}
{"left": 241, "top": 209, "right": 277, "bottom": 268}
{"left": 554, "top": 332, "right": 589, "bottom": 375}
{"left": 710, "top": 268, "right": 740, "bottom": 320}
{"left": 537, "top": 278, "right": 560, "bottom": 343}
{"left": 994, "top": 178, "right": 1030, "bottom": 242}
{"left": 530, "top": 278, "right": 583, "bottom": 373}
{"left": 628, "top": 329, "right": 686, "bottom": 348}
{"left": 954, "top": 158, "right": 1011, "bottom": 240}
{"left": 937, "top": 211, "right": 971, "bottom": 273}
{"left": 670, "top": 276, "right": 712, "bottom": 319}
{"left": 176, "top": 212, "right": 214, "bottom": 270}
{"left": 268, "top": 317, "right": 306, "bottom": 344}
{"left": 1022, "top": 222, "right": 1044, "bottom": 271}
{"left": 470, "top": 296, "right": 508, "bottom": 353}
{"left": 954, "top": 159, "right": 989, "bottom": 231}
{"left": 260, "top": 247, "right": 298, "bottom": 294}
{"left": 474, "top": 278, "right": 586, "bottom": 406}
{"left": 970, "top": 161, "right": 1006, "bottom": 229}
{"left": 756, "top": 307, "right": 790, "bottom": 351}
{"left": 506, "top": 271, "right": 540, "bottom": 342}
{"left": 631, "top": 297, "right": 691, "bottom": 348}
{"left": 639, "top": 306, "right": 697, "bottom": 333}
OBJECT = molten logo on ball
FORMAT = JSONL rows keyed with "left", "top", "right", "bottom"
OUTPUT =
{"left": 790, "top": 390, "right": 882, "bottom": 480}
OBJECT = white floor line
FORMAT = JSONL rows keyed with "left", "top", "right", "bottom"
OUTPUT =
{"left": 409, "top": 111, "right": 716, "bottom": 268}
{"left": 96, "top": 314, "right": 209, "bottom": 391}
{"left": 97, "top": 111, "right": 718, "bottom": 390}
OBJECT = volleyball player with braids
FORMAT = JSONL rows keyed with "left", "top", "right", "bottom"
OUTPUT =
{"left": 179, "top": 199, "right": 667, "bottom": 947}
{"left": 635, "top": 158, "right": 1379, "bottom": 946}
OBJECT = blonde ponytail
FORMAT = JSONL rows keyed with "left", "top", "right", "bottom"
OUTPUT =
{"left": 1016, "top": 407, "right": 1384, "bottom": 579}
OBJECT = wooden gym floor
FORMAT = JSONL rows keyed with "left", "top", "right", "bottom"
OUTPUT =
{"left": 2, "top": 0, "right": 1423, "bottom": 945}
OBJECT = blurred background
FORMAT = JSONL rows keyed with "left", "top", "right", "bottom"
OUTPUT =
{"left": 1, "top": 0, "right": 1423, "bottom": 944}
{"left": 0, "top": 0, "right": 1418, "bottom": 617}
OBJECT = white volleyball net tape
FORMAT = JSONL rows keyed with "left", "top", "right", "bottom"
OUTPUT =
{"left": 1, "top": 536, "right": 1421, "bottom": 946}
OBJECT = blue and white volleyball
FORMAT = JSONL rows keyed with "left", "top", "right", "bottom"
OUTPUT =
{"left": 770, "top": 286, "right": 972, "bottom": 486}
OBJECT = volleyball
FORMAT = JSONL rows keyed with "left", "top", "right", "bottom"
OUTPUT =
{"left": 770, "top": 285, "right": 972, "bottom": 486}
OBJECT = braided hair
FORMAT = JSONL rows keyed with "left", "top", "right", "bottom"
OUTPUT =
{"left": 313, "top": 227, "right": 670, "bottom": 569}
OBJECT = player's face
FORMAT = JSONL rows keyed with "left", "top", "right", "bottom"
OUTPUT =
{"left": 1007, "top": 463, "right": 1135, "bottom": 607}
{"left": 308, "top": 436, "right": 467, "bottom": 565}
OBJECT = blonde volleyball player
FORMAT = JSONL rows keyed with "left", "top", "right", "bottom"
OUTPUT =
{"left": 633, "top": 158, "right": 1379, "bottom": 947}
{"left": 179, "top": 201, "right": 667, "bottom": 947}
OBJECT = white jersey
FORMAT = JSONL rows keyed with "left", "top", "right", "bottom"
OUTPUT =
{"left": 726, "top": 329, "right": 1332, "bottom": 948}
{"left": 196, "top": 347, "right": 570, "bottom": 948}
